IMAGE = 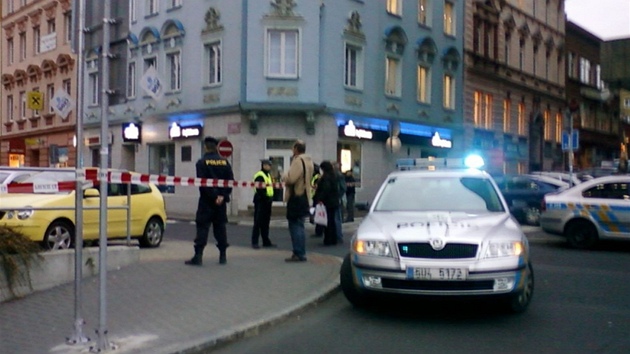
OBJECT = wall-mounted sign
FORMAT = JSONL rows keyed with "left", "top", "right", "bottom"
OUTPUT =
{"left": 169, "top": 122, "right": 202, "bottom": 140}
{"left": 40, "top": 32, "right": 57, "bottom": 53}
{"left": 343, "top": 120, "right": 373, "bottom": 140}
{"left": 431, "top": 132, "right": 452, "bottom": 148}
{"left": 122, "top": 122, "right": 142, "bottom": 143}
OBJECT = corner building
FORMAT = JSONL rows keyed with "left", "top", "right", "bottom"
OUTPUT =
{"left": 81, "top": 0, "right": 465, "bottom": 217}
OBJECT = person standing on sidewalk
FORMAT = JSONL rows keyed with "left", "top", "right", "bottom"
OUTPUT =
{"left": 186, "top": 136, "right": 234, "bottom": 266}
{"left": 313, "top": 161, "right": 340, "bottom": 246}
{"left": 344, "top": 170, "right": 356, "bottom": 222}
{"left": 251, "top": 159, "right": 276, "bottom": 249}
{"left": 310, "top": 164, "right": 325, "bottom": 238}
{"left": 333, "top": 162, "right": 346, "bottom": 243}
{"left": 283, "top": 140, "right": 314, "bottom": 262}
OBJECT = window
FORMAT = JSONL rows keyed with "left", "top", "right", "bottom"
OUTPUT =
{"left": 130, "top": 0, "right": 136, "bottom": 23}
{"left": 580, "top": 57, "right": 591, "bottom": 85}
{"left": 519, "top": 38, "right": 525, "bottom": 70}
{"left": 417, "top": 65, "right": 430, "bottom": 103}
{"left": 64, "top": 12, "right": 72, "bottom": 43}
{"left": 344, "top": 43, "right": 363, "bottom": 89}
{"left": 127, "top": 62, "right": 136, "bottom": 98}
{"left": 625, "top": 98, "right": 630, "bottom": 108}
{"left": 47, "top": 18, "right": 56, "bottom": 34}
{"left": 338, "top": 141, "right": 362, "bottom": 191}
{"left": 205, "top": 41, "right": 221, "bottom": 85}
{"left": 63, "top": 79, "right": 71, "bottom": 95}
{"left": 473, "top": 91, "right": 492, "bottom": 128}
{"left": 444, "top": 1, "right": 454, "bottom": 36}
{"left": 144, "top": 57, "right": 157, "bottom": 72}
{"left": 89, "top": 73, "right": 99, "bottom": 105}
{"left": 149, "top": 144, "right": 175, "bottom": 194}
{"left": 567, "top": 52, "right": 575, "bottom": 78}
{"left": 596, "top": 64, "right": 603, "bottom": 89}
{"left": 267, "top": 29, "right": 298, "bottom": 78}
{"left": 544, "top": 110, "right": 551, "bottom": 140}
{"left": 47, "top": 84, "right": 55, "bottom": 113}
{"left": 7, "top": 0, "right": 13, "bottom": 13}
{"left": 583, "top": 183, "right": 630, "bottom": 199}
{"left": 503, "top": 99, "right": 511, "bottom": 132}
{"left": 148, "top": 0, "right": 158, "bottom": 15}
{"left": 169, "top": 0, "right": 182, "bottom": 9}
{"left": 19, "top": 91, "right": 26, "bottom": 119}
{"left": 517, "top": 102, "right": 526, "bottom": 135}
{"left": 443, "top": 74, "right": 455, "bottom": 109}
{"left": 533, "top": 46, "right": 538, "bottom": 75}
{"left": 32, "top": 88, "right": 40, "bottom": 117}
{"left": 418, "top": 0, "right": 430, "bottom": 26}
{"left": 555, "top": 112, "right": 562, "bottom": 142}
{"left": 33, "top": 27, "right": 40, "bottom": 55}
{"left": 167, "top": 51, "right": 181, "bottom": 91}
{"left": 7, "top": 38, "right": 14, "bottom": 65}
{"left": 387, "top": 0, "right": 402, "bottom": 15}
{"left": 7, "top": 95, "right": 14, "bottom": 122}
{"left": 19, "top": 32, "right": 26, "bottom": 61}
{"left": 385, "top": 56, "right": 401, "bottom": 96}
{"left": 504, "top": 33, "right": 511, "bottom": 64}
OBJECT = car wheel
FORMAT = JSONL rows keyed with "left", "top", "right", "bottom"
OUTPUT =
{"left": 524, "top": 206, "right": 541, "bottom": 226}
{"left": 139, "top": 217, "right": 163, "bottom": 248}
{"left": 505, "top": 263, "right": 534, "bottom": 313}
{"left": 43, "top": 220, "right": 75, "bottom": 250}
{"left": 565, "top": 219, "right": 598, "bottom": 249}
{"left": 340, "top": 254, "right": 369, "bottom": 308}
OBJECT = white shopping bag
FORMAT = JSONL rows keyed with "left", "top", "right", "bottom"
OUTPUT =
{"left": 314, "top": 203, "right": 328, "bottom": 226}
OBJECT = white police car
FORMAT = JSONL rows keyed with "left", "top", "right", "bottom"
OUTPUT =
{"left": 540, "top": 175, "right": 630, "bottom": 249}
{"left": 340, "top": 156, "right": 534, "bottom": 313}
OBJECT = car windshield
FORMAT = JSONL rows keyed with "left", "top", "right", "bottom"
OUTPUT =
{"left": 18, "top": 171, "right": 76, "bottom": 185}
{"left": 0, "top": 172, "right": 9, "bottom": 184}
{"left": 374, "top": 176, "right": 505, "bottom": 213}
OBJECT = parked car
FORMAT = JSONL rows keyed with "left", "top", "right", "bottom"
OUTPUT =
{"left": 530, "top": 171, "right": 582, "bottom": 187}
{"left": 541, "top": 175, "right": 630, "bottom": 249}
{"left": 493, "top": 174, "right": 564, "bottom": 226}
{"left": 340, "top": 160, "right": 534, "bottom": 313}
{"left": 0, "top": 170, "right": 167, "bottom": 250}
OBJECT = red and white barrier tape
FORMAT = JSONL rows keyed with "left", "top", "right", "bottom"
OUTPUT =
{"left": 0, "top": 169, "right": 362, "bottom": 194}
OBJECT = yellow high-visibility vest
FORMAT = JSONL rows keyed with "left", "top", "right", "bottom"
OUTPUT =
{"left": 253, "top": 171, "right": 274, "bottom": 197}
{"left": 310, "top": 174, "right": 320, "bottom": 197}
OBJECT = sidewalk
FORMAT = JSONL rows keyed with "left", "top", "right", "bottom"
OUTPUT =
{"left": 0, "top": 240, "right": 342, "bottom": 354}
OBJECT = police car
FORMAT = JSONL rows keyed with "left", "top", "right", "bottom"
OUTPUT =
{"left": 540, "top": 175, "right": 630, "bottom": 249}
{"left": 340, "top": 156, "right": 534, "bottom": 313}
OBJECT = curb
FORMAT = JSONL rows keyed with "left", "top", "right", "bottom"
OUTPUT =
{"left": 156, "top": 256, "right": 343, "bottom": 354}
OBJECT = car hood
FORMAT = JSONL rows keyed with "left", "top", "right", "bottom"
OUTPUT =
{"left": 356, "top": 211, "right": 523, "bottom": 243}
{"left": 0, "top": 193, "right": 73, "bottom": 208}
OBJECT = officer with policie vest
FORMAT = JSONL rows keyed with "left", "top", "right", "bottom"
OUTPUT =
{"left": 251, "top": 159, "right": 277, "bottom": 249}
{"left": 185, "top": 136, "right": 234, "bottom": 266}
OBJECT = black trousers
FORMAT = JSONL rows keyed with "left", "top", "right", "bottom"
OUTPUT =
{"left": 251, "top": 199, "right": 273, "bottom": 246}
{"left": 194, "top": 199, "right": 228, "bottom": 254}
{"left": 324, "top": 206, "right": 338, "bottom": 245}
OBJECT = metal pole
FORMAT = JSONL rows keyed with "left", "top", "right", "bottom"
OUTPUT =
{"left": 568, "top": 109, "right": 574, "bottom": 188}
{"left": 67, "top": 0, "right": 89, "bottom": 345}
{"left": 96, "top": 0, "right": 113, "bottom": 351}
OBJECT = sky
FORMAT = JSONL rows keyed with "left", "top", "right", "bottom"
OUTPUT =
{"left": 565, "top": 0, "right": 630, "bottom": 39}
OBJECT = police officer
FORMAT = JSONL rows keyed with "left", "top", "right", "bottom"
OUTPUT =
{"left": 251, "top": 159, "right": 276, "bottom": 249}
{"left": 185, "top": 136, "right": 234, "bottom": 266}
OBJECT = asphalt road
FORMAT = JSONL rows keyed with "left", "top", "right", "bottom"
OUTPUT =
{"left": 166, "top": 222, "right": 630, "bottom": 354}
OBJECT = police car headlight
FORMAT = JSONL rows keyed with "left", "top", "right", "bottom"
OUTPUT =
{"left": 17, "top": 208, "right": 34, "bottom": 220}
{"left": 483, "top": 241, "right": 523, "bottom": 258}
{"left": 354, "top": 240, "right": 393, "bottom": 257}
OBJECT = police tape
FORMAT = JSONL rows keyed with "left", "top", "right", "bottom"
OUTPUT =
{"left": 0, "top": 169, "right": 361, "bottom": 194}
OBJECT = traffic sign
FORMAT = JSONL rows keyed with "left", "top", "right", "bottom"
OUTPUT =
{"left": 217, "top": 140, "right": 233, "bottom": 158}
{"left": 562, "top": 130, "right": 579, "bottom": 151}
{"left": 27, "top": 91, "right": 44, "bottom": 110}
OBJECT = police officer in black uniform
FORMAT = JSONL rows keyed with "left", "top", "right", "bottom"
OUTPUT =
{"left": 185, "top": 136, "right": 234, "bottom": 266}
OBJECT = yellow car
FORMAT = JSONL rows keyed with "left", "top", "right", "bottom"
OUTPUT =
{"left": 0, "top": 170, "right": 167, "bottom": 250}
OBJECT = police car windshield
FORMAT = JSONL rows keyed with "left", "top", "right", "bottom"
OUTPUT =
{"left": 374, "top": 176, "right": 505, "bottom": 213}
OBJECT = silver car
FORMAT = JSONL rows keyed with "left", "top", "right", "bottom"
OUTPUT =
{"left": 340, "top": 167, "right": 534, "bottom": 313}
{"left": 540, "top": 175, "right": 630, "bottom": 249}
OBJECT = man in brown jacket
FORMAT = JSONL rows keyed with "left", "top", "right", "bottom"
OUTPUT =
{"left": 283, "top": 140, "right": 314, "bottom": 262}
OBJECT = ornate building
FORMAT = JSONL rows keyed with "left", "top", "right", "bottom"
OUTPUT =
{"left": 0, "top": 0, "right": 77, "bottom": 167}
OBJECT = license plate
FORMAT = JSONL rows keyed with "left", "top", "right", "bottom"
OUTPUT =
{"left": 409, "top": 267, "right": 468, "bottom": 281}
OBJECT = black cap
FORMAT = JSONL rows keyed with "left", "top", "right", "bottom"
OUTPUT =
{"left": 261, "top": 159, "right": 272, "bottom": 165}
{"left": 204, "top": 136, "right": 219, "bottom": 145}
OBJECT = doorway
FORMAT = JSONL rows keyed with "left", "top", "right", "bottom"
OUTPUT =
{"left": 267, "top": 149, "right": 292, "bottom": 203}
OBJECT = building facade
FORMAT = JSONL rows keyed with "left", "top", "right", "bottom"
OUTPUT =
{"left": 464, "top": 0, "right": 566, "bottom": 175}
{"left": 81, "top": 0, "right": 465, "bottom": 217}
{"left": 1, "top": 0, "right": 77, "bottom": 168}
{"left": 565, "top": 21, "right": 619, "bottom": 170}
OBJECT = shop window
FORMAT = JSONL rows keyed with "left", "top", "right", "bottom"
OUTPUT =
{"left": 337, "top": 142, "right": 362, "bottom": 188}
{"left": 149, "top": 143, "right": 175, "bottom": 193}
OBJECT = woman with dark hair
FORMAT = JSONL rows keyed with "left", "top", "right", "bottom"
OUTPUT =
{"left": 312, "top": 160, "right": 340, "bottom": 245}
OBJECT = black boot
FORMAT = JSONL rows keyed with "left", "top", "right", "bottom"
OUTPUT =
{"left": 185, "top": 254, "right": 203, "bottom": 266}
{"left": 219, "top": 250, "right": 227, "bottom": 265}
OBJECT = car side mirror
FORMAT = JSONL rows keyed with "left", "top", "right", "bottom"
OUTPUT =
{"left": 84, "top": 188, "right": 100, "bottom": 198}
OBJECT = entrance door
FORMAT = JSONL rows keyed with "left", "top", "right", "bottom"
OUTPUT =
{"left": 267, "top": 149, "right": 293, "bottom": 203}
